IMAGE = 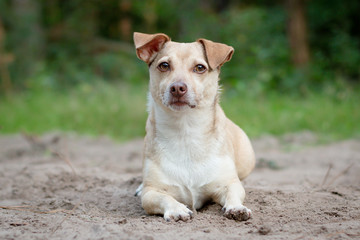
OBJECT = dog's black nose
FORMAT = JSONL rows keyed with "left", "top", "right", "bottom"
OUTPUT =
{"left": 170, "top": 82, "right": 188, "bottom": 98}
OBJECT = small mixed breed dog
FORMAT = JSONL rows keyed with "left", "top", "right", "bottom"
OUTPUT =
{"left": 133, "top": 32, "right": 255, "bottom": 222}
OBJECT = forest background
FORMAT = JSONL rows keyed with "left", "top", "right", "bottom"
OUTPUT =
{"left": 0, "top": 0, "right": 359, "bottom": 141}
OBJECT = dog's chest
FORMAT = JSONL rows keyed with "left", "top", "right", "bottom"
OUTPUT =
{"left": 159, "top": 136, "right": 218, "bottom": 183}
{"left": 156, "top": 134, "right": 224, "bottom": 208}
{"left": 155, "top": 113, "right": 221, "bottom": 186}
{"left": 150, "top": 105, "right": 231, "bottom": 208}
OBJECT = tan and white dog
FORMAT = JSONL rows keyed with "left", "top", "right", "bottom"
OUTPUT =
{"left": 134, "top": 32, "right": 255, "bottom": 222}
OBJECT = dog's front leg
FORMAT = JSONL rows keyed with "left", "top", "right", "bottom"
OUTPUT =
{"left": 217, "top": 179, "right": 252, "bottom": 221}
{"left": 142, "top": 188, "right": 193, "bottom": 222}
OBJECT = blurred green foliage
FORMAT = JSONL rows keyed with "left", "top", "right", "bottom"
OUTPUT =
{"left": 0, "top": 0, "right": 359, "bottom": 93}
{"left": 0, "top": 0, "right": 359, "bottom": 140}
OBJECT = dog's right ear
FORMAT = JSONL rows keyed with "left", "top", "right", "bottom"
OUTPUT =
{"left": 134, "top": 32, "right": 170, "bottom": 64}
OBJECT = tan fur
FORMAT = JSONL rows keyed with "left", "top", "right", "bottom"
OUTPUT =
{"left": 134, "top": 32, "right": 255, "bottom": 222}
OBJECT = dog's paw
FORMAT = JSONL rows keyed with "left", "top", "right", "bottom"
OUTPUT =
{"left": 223, "top": 205, "right": 252, "bottom": 221}
{"left": 164, "top": 203, "right": 193, "bottom": 222}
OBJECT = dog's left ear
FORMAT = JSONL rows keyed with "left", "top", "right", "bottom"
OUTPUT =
{"left": 197, "top": 39, "right": 234, "bottom": 70}
{"left": 134, "top": 32, "right": 171, "bottom": 64}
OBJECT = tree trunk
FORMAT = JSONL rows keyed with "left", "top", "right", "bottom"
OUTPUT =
{"left": 12, "top": 0, "right": 44, "bottom": 81}
{"left": 119, "top": 0, "right": 133, "bottom": 41}
{"left": 287, "top": 0, "right": 310, "bottom": 67}
{"left": 0, "top": 19, "right": 13, "bottom": 93}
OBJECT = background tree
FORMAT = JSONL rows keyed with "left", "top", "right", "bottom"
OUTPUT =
{"left": 0, "top": 0, "right": 359, "bottom": 93}
{"left": 286, "top": 0, "right": 310, "bottom": 67}
{"left": 0, "top": 18, "right": 13, "bottom": 93}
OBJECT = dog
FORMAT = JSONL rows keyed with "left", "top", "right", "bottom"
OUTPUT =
{"left": 133, "top": 32, "right": 255, "bottom": 222}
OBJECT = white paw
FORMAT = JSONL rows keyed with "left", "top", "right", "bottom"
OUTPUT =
{"left": 164, "top": 203, "right": 193, "bottom": 222}
{"left": 223, "top": 205, "right": 252, "bottom": 221}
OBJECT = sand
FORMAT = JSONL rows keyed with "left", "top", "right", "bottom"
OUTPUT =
{"left": 0, "top": 132, "right": 359, "bottom": 239}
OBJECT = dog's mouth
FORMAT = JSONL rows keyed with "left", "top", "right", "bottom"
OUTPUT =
{"left": 170, "top": 99, "right": 196, "bottom": 109}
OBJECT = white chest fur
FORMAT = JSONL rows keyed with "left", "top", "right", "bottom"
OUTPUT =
{"left": 157, "top": 133, "right": 219, "bottom": 187}
{"left": 148, "top": 100, "right": 236, "bottom": 208}
{"left": 156, "top": 133, "right": 223, "bottom": 209}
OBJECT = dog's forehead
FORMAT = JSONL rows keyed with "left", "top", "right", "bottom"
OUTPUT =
{"left": 160, "top": 41, "right": 205, "bottom": 60}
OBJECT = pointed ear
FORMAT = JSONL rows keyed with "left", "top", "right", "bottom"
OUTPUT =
{"left": 197, "top": 38, "right": 234, "bottom": 70}
{"left": 134, "top": 32, "right": 171, "bottom": 64}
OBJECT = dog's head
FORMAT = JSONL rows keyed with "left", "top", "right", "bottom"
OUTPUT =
{"left": 134, "top": 32, "right": 234, "bottom": 112}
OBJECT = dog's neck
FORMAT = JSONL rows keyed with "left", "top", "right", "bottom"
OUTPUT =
{"left": 148, "top": 94, "right": 219, "bottom": 139}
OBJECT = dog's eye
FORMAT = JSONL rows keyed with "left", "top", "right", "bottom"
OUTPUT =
{"left": 193, "top": 64, "right": 207, "bottom": 74}
{"left": 158, "top": 62, "right": 170, "bottom": 72}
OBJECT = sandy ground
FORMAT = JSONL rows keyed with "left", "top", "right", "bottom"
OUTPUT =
{"left": 0, "top": 132, "right": 359, "bottom": 239}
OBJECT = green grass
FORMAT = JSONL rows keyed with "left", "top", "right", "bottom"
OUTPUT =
{"left": 221, "top": 89, "right": 360, "bottom": 141}
{"left": 0, "top": 82, "right": 148, "bottom": 141}
{"left": 1, "top": 82, "right": 359, "bottom": 142}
